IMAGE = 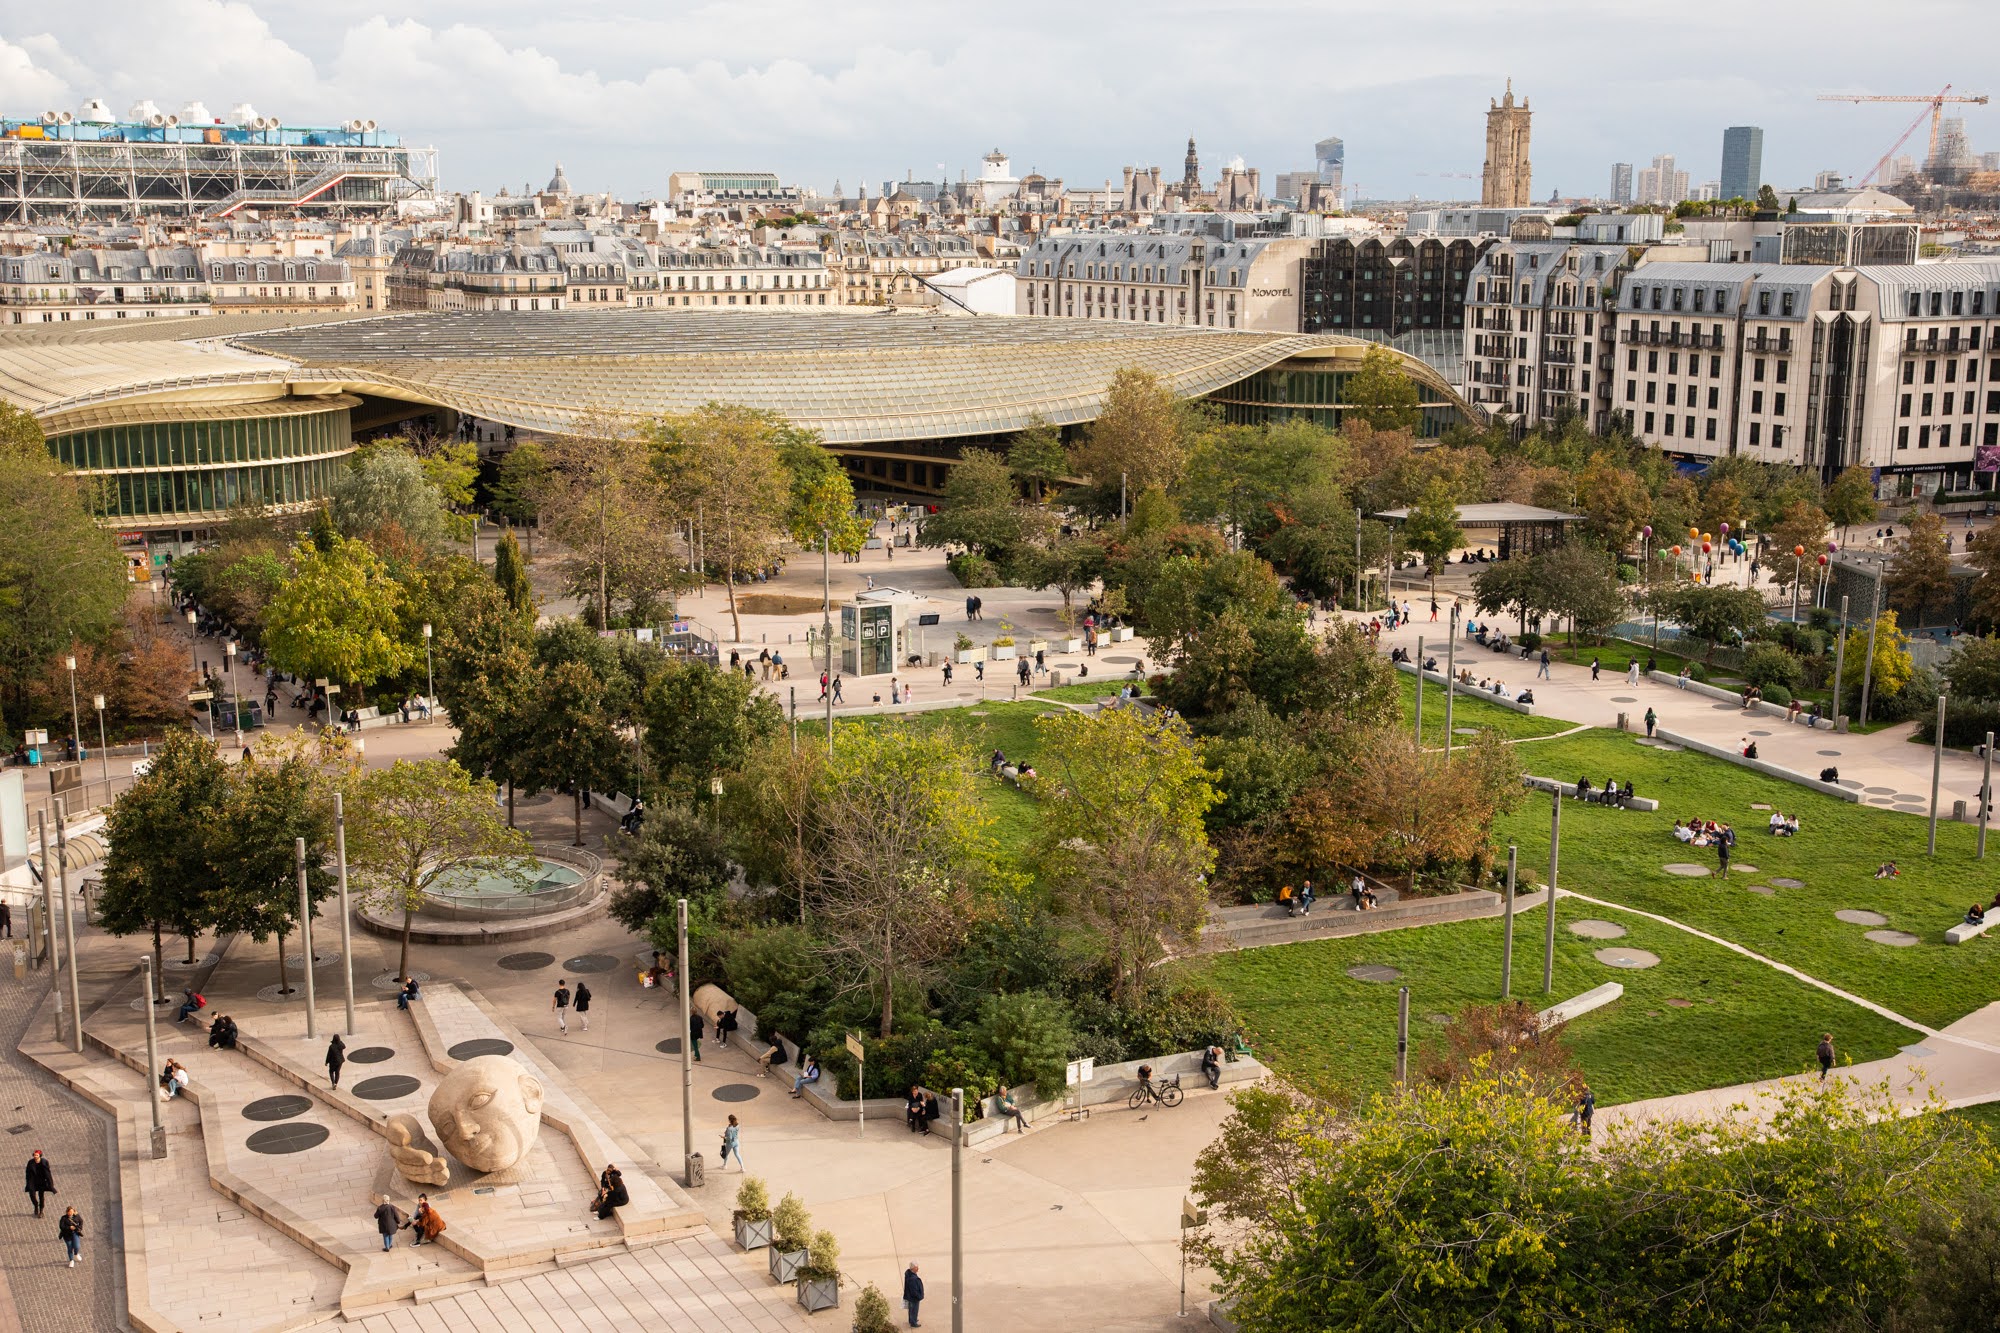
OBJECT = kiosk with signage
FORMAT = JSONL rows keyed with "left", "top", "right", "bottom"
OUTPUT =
{"left": 841, "top": 603, "right": 897, "bottom": 677}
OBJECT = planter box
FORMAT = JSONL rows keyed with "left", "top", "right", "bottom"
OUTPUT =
{"left": 734, "top": 1216, "right": 773, "bottom": 1251}
{"left": 1057, "top": 637, "right": 1082, "bottom": 653}
{"left": 991, "top": 644, "right": 1018, "bottom": 660}
{"left": 796, "top": 1276, "right": 841, "bottom": 1313}
{"left": 1110, "top": 626, "right": 1135, "bottom": 642}
{"left": 955, "top": 648, "right": 983, "bottom": 664}
{"left": 1028, "top": 639, "right": 1050, "bottom": 653}
{"left": 769, "top": 1246, "right": 808, "bottom": 1283}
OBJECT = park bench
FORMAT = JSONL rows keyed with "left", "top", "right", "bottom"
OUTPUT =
{"left": 1946, "top": 917, "right": 1995, "bottom": 944}
{"left": 1522, "top": 775, "right": 1660, "bottom": 812}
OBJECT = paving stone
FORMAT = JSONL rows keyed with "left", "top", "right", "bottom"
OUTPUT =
{"left": 1835, "top": 909, "right": 1888, "bottom": 926}
{"left": 1594, "top": 947, "right": 1660, "bottom": 969}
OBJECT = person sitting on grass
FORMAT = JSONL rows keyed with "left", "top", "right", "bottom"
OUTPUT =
{"left": 1673, "top": 819, "right": 1695, "bottom": 843}
{"left": 1876, "top": 861, "right": 1901, "bottom": 879}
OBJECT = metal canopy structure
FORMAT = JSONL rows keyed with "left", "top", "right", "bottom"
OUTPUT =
{"left": 1375, "top": 501, "right": 1585, "bottom": 560}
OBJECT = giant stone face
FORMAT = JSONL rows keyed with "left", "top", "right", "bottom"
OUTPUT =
{"left": 427, "top": 1054, "right": 544, "bottom": 1174}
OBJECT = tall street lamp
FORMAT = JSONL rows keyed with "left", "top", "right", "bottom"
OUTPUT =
{"left": 422, "top": 623, "right": 435, "bottom": 706}
{"left": 186, "top": 608, "right": 199, "bottom": 677}
{"left": 93, "top": 695, "right": 108, "bottom": 785}
{"left": 64, "top": 654, "right": 80, "bottom": 765}
{"left": 225, "top": 640, "right": 242, "bottom": 748}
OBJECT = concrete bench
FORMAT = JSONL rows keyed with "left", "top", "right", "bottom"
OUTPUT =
{"left": 1522, "top": 775, "right": 1659, "bottom": 811}
{"left": 1946, "top": 917, "right": 1995, "bottom": 944}
{"left": 1395, "top": 660, "right": 1537, "bottom": 715}
{"left": 1538, "top": 981, "right": 1623, "bottom": 1029}
{"left": 1651, "top": 728, "right": 1863, "bottom": 803}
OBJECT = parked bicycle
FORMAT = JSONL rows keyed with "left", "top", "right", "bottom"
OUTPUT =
{"left": 1128, "top": 1068, "right": 1185, "bottom": 1110}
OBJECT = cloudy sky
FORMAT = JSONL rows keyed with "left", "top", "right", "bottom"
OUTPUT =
{"left": 3, "top": 0, "right": 1996, "bottom": 202}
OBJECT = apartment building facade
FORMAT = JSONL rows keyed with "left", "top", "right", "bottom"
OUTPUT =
{"left": 1297, "top": 235, "right": 1486, "bottom": 337}
{"left": 1, "top": 244, "right": 211, "bottom": 322}
{"left": 1461, "top": 240, "right": 1633, "bottom": 429}
{"left": 1015, "top": 233, "right": 1315, "bottom": 330}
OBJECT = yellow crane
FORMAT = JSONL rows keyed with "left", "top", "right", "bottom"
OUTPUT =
{"left": 1818, "top": 85, "right": 1990, "bottom": 186}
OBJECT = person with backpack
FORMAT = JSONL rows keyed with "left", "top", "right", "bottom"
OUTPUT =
{"left": 552, "top": 979, "right": 571, "bottom": 1035}
{"left": 174, "top": 987, "right": 205, "bottom": 1025}
{"left": 326, "top": 1034, "right": 346, "bottom": 1089}
{"left": 573, "top": 980, "right": 592, "bottom": 1033}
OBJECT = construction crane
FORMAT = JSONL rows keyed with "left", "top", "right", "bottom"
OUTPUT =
{"left": 1818, "top": 85, "right": 1990, "bottom": 186}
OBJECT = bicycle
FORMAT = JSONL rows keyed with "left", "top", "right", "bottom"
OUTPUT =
{"left": 1129, "top": 1073, "right": 1185, "bottom": 1110}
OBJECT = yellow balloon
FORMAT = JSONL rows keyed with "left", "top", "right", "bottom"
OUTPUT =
{"left": 1688, "top": 526, "right": 1700, "bottom": 538}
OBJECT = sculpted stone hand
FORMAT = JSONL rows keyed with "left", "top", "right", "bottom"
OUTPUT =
{"left": 428, "top": 1055, "right": 545, "bottom": 1175}
{"left": 385, "top": 1112, "right": 450, "bottom": 1187}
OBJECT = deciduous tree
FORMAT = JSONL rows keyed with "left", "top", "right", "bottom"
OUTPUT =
{"left": 648, "top": 404, "right": 794, "bottom": 641}
{"left": 1887, "top": 512, "right": 1955, "bottom": 627}
{"left": 1343, "top": 344, "right": 1423, "bottom": 433}
{"left": 329, "top": 446, "right": 451, "bottom": 550}
{"left": 1072, "top": 367, "right": 1190, "bottom": 506}
{"left": 263, "top": 535, "right": 415, "bottom": 701}
{"left": 98, "top": 729, "right": 230, "bottom": 990}
{"left": 0, "top": 451, "right": 128, "bottom": 733}
{"left": 344, "top": 758, "right": 534, "bottom": 980}
{"left": 638, "top": 659, "right": 783, "bottom": 800}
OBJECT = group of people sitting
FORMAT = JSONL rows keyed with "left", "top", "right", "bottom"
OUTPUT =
{"left": 1672, "top": 818, "right": 1735, "bottom": 847}
{"left": 1472, "top": 626, "right": 1516, "bottom": 655}
{"left": 988, "top": 750, "right": 1039, "bottom": 785}
{"left": 589, "top": 1165, "right": 628, "bottom": 1219}
{"left": 205, "top": 1015, "right": 239, "bottom": 1050}
{"left": 1470, "top": 678, "right": 1530, "bottom": 703}
{"left": 1766, "top": 810, "right": 1802, "bottom": 836}
{"left": 1574, "top": 776, "right": 1635, "bottom": 806}
{"left": 158, "top": 1059, "right": 189, "bottom": 1099}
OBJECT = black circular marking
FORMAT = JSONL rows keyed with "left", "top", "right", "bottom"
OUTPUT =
{"left": 246, "top": 1122, "right": 329, "bottom": 1154}
{"left": 447, "top": 1038, "right": 514, "bottom": 1061}
{"left": 498, "top": 951, "right": 556, "bottom": 971}
{"left": 351, "top": 1074, "right": 422, "bottom": 1100}
{"left": 712, "top": 1083, "right": 762, "bottom": 1102}
{"left": 561, "top": 953, "right": 619, "bottom": 974}
{"left": 654, "top": 1038, "right": 682, "bottom": 1054}
{"left": 346, "top": 1046, "right": 395, "bottom": 1064}
{"left": 242, "top": 1094, "right": 313, "bottom": 1122}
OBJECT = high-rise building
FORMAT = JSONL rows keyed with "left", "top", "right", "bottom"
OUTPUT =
{"left": 1315, "top": 136, "right": 1344, "bottom": 193}
{"left": 1481, "top": 81, "right": 1532, "bottom": 208}
{"left": 1720, "top": 126, "right": 1763, "bottom": 201}
{"left": 1609, "top": 162, "right": 1633, "bottom": 204}
{"left": 1636, "top": 154, "right": 1689, "bottom": 206}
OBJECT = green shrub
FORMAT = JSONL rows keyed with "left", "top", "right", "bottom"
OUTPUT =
{"left": 717, "top": 924, "right": 824, "bottom": 1048}
{"left": 922, "top": 1048, "right": 1001, "bottom": 1115}
{"left": 772, "top": 1192, "right": 812, "bottom": 1251}
{"left": 802, "top": 1228, "right": 842, "bottom": 1282}
{"left": 1761, "top": 684, "right": 1792, "bottom": 706}
{"left": 947, "top": 552, "right": 1000, "bottom": 587}
{"left": 1918, "top": 696, "right": 2000, "bottom": 747}
{"left": 968, "top": 992, "right": 1075, "bottom": 1097}
{"left": 1742, "top": 642, "right": 1805, "bottom": 694}
{"left": 1518, "top": 632, "right": 1543, "bottom": 651}
{"left": 734, "top": 1177, "right": 771, "bottom": 1222}
{"left": 854, "top": 1284, "right": 895, "bottom": 1333}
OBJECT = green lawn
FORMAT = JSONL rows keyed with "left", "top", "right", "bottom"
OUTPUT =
{"left": 1495, "top": 728, "right": 2000, "bottom": 1029}
{"left": 1207, "top": 895, "right": 1915, "bottom": 1107}
{"left": 1397, "top": 671, "right": 1579, "bottom": 742}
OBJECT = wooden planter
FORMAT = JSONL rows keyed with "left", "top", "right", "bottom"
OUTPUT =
{"left": 734, "top": 1216, "right": 773, "bottom": 1251}
{"left": 796, "top": 1275, "right": 841, "bottom": 1312}
{"left": 991, "top": 644, "right": 1018, "bottom": 660}
{"left": 769, "top": 1246, "right": 808, "bottom": 1283}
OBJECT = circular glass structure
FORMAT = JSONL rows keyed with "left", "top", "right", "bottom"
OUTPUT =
{"left": 423, "top": 857, "right": 586, "bottom": 918}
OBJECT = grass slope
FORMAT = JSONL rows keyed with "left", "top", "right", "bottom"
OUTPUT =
{"left": 1494, "top": 729, "right": 2000, "bottom": 1029}
{"left": 1208, "top": 897, "right": 1916, "bottom": 1107}
{"left": 1397, "top": 671, "right": 1578, "bottom": 742}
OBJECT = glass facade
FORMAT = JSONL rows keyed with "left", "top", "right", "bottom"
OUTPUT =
{"left": 1207, "top": 366, "right": 1463, "bottom": 438}
{"left": 47, "top": 404, "right": 353, "bottom": 521}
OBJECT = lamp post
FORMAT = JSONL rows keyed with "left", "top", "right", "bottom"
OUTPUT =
{"left": 225, "top": 640, "right": 242, "bottom": 747}
{"left": 821, "top": 529, "right": 834, "bottom": 759}
{"left": 55, "top": 798, "right": 81, "bottom": 1054}
{"left": 1444, "top": 605, "right": 1457, "bottom": 762}
{"left": 1413, "top": 635, "right": 1425, "bottom": 750}
{"left": 93, "top": 694, "right": 108, "bottom": 786}
{"left": 294, "top": 837, "right": 317, "bottom": 1040}
{"left": 186, "top": 608, "right": 199, "bottom": 676}
{"left": 140, "top": 956, "right": 167, "bottom": 1158}
{"left": 678, "top": 897, "right": 699, "bottom": 1187}
{"left": 334, "top": 792, "right": 356, "bottom": 1035}
{"left": 1831, "top": 595, "right": 1849, "bottom": 729}
{"left": 421, "top": 623, "right": 434, "bottom": 706}
{"left": 1929, "top": 685, "right": 1948, "bottom": 855}
{"left": 1544, "top": 790, "right": 1560, "bottom": 996}
{"left": 1860, "top": 571, "right": 1883, "bottom": 727}
{"left": 64, "top": 654, "right": 81, "bottom": 766}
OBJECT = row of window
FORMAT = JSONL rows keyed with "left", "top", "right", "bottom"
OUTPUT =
{"left": 1902, "top": 357, "right": 1989, "bottom": 385}
{"left": 1905, "top": 289, "right": 1992, "bottom": 318}
{"left": 1899, "top": 391, "right": 1992, "bottom": 417}
{"left": 88, "top": 458, "right": 344, "bottom": 520}
{"left": 51, "top": 409, "right": 350, "bottom": 472}
{"left": 1897, "top": 423, "right": 1998, "bottom": 449}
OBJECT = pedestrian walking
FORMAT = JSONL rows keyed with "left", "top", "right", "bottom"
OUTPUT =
{"left": 325, "top": 1034, "right": 346, "bottom": 1089}
{"left": 689, "top": 1008, "right": 704, "bottom": 1062}
{"left": 57, "top": 1204, "right": 83, "bottom": 1267}
{"left": 1573, "top": 1084, "right": 1595, "bottom": 1139}
{"left": 1537, "top": 649, "right": 1551, "bottom": 679}
{"left": 1644, "top": 706, "right": 1657, "bottom": 738}
{"left": 831, "top": 676, "right": 844, "bottom": 704}
{"left": 1716, "top": 826, "right": 1733, "bottom": 874}
{"left": 573, "top": 980, "right": 592, "bottom": 1032}
{"left": 1627, "top": 660, "right": 1640, "bottom": 685}
{"left": 973, "top": 660, "right": 983, "bottom": 681}
{"left": 942, "top": 661, "right": 953, "bottom": 686}
{"left": 1817, "top": 1032, "right": 1835, "bottom": 1081}
{"left": 903, "top": 1262, "right": 925, "bottom": 1327}
{"left": 552, "top": 979, "right": 571, "bottom": 1035}
{"left": 24, "top": 1150, "right": 54, "bottom": 1217}
{"left": 372, "top": 1197, "right": 406, "bottom": 1252}
{"left": 1590, "top": 657, "right": 1601, "bottom": 681}
{"left": 0, "top": 900, "right": 11, "bottom": 938}
{"left": 719, "top": 1114, "right": 745, "bottom": 1170}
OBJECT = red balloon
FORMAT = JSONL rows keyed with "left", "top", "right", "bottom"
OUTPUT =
{"left": 1818, "top": 554, "right": 1828, "bottom": 565}
{"left": 1671, "top": 545, "right": 1682, "bottom": 555}
{"left": 1793, "top": 545, "right": 1806, "bottom": 556}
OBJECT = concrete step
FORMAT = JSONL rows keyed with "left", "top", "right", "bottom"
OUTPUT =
{"left": 1207, "top": 889, "right": 1551, "bottom": 952}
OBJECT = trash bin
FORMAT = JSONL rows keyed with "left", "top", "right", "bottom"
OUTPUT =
{"left": 1616, "top": 711, "right": 1629, "bottom": 733}
{"left": 684, "top": 1151, "right": 705, "bottom": 1188}
{"left": 1954, "top": 799, "right": 1968, "bottom": 822}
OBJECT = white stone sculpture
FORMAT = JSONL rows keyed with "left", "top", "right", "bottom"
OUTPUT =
{"left": 427, "top": 1054, "right": 545, "bottom": 1177}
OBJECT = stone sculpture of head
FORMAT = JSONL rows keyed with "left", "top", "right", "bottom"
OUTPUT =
{"left": 427, "top": 1054, "right": 545, "bottom": 1175}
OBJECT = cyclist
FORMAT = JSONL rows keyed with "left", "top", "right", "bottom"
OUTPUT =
{"left": 1135, "top": 1063, "right": 1154, "bottom": 1102}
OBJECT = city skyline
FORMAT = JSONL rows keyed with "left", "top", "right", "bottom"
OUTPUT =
{"left": 1, "top": 0, "right": 1996, "bottom": 202}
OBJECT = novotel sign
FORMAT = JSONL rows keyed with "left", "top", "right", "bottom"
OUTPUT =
{"left": 1249, "top": 287, "right": 1293, "bottom": 297}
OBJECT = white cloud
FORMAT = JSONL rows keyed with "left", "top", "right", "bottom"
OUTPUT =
{"left": 2, "top": 0, "right": 1996, "bottom": 198}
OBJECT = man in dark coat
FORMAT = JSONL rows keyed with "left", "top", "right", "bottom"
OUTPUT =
{"left": 24, "top": 1150, "right": 54, "bottom": 1217}
{"left": 903, "top": 1261, "right": 925, "bottom": 1327}
{"left": 373, "top": 1198, "right": 406, "bottom": 1251}
{"left": 689, "top": 1008, "right": 704, "bottom": 1062}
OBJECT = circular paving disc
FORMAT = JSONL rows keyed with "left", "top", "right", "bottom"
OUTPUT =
{"left": 1817, "top": 750, "right": 1842, "bottom": 757}
{"left": 371, "top": 970, "right": 431, "bottom": 991}
{"left": 163, "top": 954, "right": 220, "bottom": 971}
{"left": 712, "top": 1083, "right": 762, "bottom": 1103}
{"left": 1569, "top": 919, "right": 1628, "bottom": 939}
{"left": 346, "top": 1046, "right": 394, "bottom": 1064}
{"left": 242, "top": 1094, "right": 313, "bottom": 1122}
{"left": 1664, "top": 997, "right": 1694, "bottom": 1008}
{"left": 447, "top": 1038, "right": 514, "bottom": 1061}
{"left": 1770, "top": 877, "right": 1805, "bottom": 889}
{"left": 1745, "top": 884, "right": 1776, "bottom": 896}
{"left": 1865, "top": 929, "right": 1920, "bottom": 947}
{"left": 1835, "top": 909, "right": 1888, "bottom": 926}
{"left": 284, "top": 950, "right": 340, "bottom": 968}
{"left": 255, "top": 983, "right": 305, "bottom": 1003}
{"left": 1611, "top": 696, "right": 1638, "bottom": 703}
{"left": 654, "top": 1038, "right": 682, "bottom": 1055}
{"left": 1594, "top": 947, "right": 1660, "bottom": 969}
{"left": 1424, "top": 1013, "right": 1453, "bottom": 1025}
{"left": 1345, "top": 964, "right": 1402, "bottom": 983}
{"left": 1663, "top": 863, "right": 1711, "bottom": 877}
{"left": 561, "top": 954, "right": 620, "bottom": 974}
{"left": 498, "top": 952, "right": 556, "bottom": 971}
{"left": 246, "top": 1122, "right": 329, "bottom": 1155}
{"left": 351, "top": 1074, "right": 422, "bottom": 1101}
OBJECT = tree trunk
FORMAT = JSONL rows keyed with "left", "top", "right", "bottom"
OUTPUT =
{"left": 182, "top": 929, "right": 196, "bottom": 965}
{"left": 725, "top": 560, "right": 742, "bottom": 642}
{"left": 573, "top": 788, "right": 585, "bottom": 847}
{"left": 277, "top": 925, "right": 289, "bottom": 996}
{"left": 507, "top": 780, "right": 516, "bottom": 829}
{"left": 877, "top": 925, "right": 893, "bottom": 1038}
{"left": 399, "top": 902, "right": 414, "bottom": 984}
{"left": 153, "top": 923, "right": 168, "bottom": 1002}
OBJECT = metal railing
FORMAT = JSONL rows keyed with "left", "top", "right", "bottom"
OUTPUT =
{"left": 416, "top": 844, "right": 602, "bottom": 921}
